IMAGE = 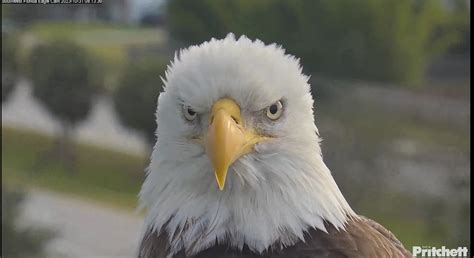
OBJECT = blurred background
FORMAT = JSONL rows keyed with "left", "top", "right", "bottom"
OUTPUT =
{"left": 1, "top": 0, "right": 470, "bottom": 257}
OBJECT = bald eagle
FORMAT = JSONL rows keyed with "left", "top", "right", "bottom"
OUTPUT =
{"left": 137, "top": 34, "right": 411, "bottom": 258}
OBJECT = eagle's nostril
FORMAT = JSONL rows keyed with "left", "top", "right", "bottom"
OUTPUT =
{"left": 231, "top": 116, "right": 239, "bottom": 124}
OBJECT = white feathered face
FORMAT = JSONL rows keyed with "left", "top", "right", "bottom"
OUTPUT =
{"left": 149, "top": 35, "right": 320, "bottom": 193}
{"left": 141, "top": 35, "right": 353, "bottom": 255}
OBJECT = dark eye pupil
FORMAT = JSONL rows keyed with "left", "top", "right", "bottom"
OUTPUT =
{"left": 187, "top": 108, "right": 196, "bottom": 116}
{"left": 269, "top": 104, "right": 278, "bottom": 114}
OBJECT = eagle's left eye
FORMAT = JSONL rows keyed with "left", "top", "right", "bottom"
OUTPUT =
{"left": 183, "top": 105, "right": 197, "bottom": 121}
{"left": 266, "top": 100, "right": 283, "bottom": 120}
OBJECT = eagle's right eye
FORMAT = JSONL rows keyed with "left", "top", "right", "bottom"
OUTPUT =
{"left": 183, "top": 105, "right": 197, "bottom": 121}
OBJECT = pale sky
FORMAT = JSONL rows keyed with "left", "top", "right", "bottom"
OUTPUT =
{"left": 130, "top": 0, "right": 166, "bottom": 21}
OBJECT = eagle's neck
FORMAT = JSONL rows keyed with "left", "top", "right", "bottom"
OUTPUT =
{"left": 140, "top": 145, "right": 356, "bottom": 257}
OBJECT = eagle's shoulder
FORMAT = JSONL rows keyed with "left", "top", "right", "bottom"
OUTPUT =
{"left": 291, "top": 216, "right": 412, "bottom": 258}
{"left": 357, "top": 215, "right": 405, "bottom": 246}
{"left": 138, "top": 228, "right": 172, "bottom": 258}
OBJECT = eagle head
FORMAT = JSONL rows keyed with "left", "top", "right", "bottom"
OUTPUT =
{"left": 139, "top": 33, "right": 355, "bottom": 256}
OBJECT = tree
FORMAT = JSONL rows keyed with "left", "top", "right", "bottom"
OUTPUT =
{"left": 2, "top": 185, "right": 54, "bottom": 258}
{"left": 166, "top": 0, "right": 468, "bottom": 86}
{"left": 28, "top": 39, "right": 98, "bottom": 172}
{"left": 1, "top": 4, "right": 45, "bottom": 27}
{"left": 113, "top": 58, "right": 167, "bottom": 149}
{"left": 2, "top": 33, "right": 18, "bottom": 103}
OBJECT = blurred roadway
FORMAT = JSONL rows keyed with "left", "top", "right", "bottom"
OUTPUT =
{"left": 18, "top": 189, "right": 144, "bottom": 258}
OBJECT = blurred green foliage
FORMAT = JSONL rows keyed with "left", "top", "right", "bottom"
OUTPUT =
{"left": 1, "top": 4, "right": 45, "bottom": 27}
{"left": 167, "top": 0, "right": 469, "bottom": 85}
{"left": 316, "top": 84, "right": 470, "bottom": 248}
{"left": 22, "top": 22, "right": 167, "bottom": 92}
{"left": 114, "top": 58, "right": 167, "bottom": 144}
{"left": 2, "top": 34, "right": 19, "bottom": 102}
{"left": 27, "top": 39, "right": 101, "bottom": 171}
{"left": 28, "top": 39, "right": 98, "bottom": 126}
{"left": 2, "top": 185, "right": 54, "bottom": 258}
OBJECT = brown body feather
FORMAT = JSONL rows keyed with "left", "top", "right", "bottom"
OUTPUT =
{"left": 138, "top": 216, "right": 411, "bottom": 258}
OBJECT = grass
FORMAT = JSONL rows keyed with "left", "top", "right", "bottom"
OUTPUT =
{"left": 24, "top": 22, "right": 167, "bottom": 51}
{"left": 2, "top": 126, "right": 145, "bottom": 210}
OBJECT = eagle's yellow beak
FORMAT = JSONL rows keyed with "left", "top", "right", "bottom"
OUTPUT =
{"left": 206, "top": 98, "right": 268, "bottom": 190}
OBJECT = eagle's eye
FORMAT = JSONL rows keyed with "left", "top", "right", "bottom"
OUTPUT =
{"left": 266, "top": 100, "right": 283, "bottom": 120}
{"left": 183, "top": 105, "right": 197, "bottom": 121}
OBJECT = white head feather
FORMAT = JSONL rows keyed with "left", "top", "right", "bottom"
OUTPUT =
{"left": 139, "top": 33, "right": 356, "bottom": 257}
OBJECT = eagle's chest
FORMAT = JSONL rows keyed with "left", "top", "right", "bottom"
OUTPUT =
{"left": 170, "top": 229, "right": 348, "bottom": 258}
{"left": 175, "top": 243, "right": 319, "bottom": 258}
